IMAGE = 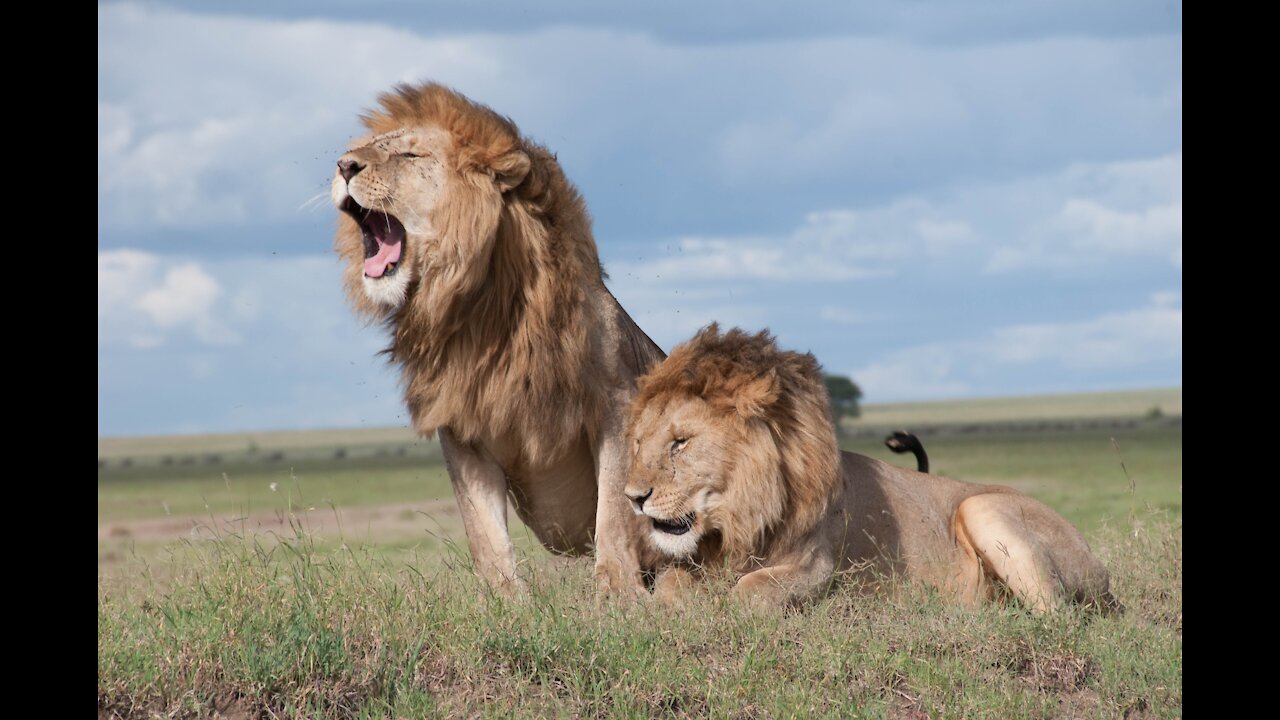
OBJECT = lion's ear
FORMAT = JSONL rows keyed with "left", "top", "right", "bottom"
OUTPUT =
{"left": 491, "top": 150, "right": 531, "bottom": 193}
{"left": 735, "top": 369, "right": 780, "bottom": 419}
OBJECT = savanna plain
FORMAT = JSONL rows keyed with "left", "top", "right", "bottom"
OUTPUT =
{"left": 98, "top": 388, "right": 1182, "bottom": 719}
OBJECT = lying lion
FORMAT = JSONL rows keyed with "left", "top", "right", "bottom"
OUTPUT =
{"left": 624, "top": 325, "right": 1116, "bottom": 612}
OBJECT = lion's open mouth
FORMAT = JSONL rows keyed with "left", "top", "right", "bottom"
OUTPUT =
{"left": 652, "top": 512, "right": 695, "bottom": 536}
{"left": 341, "top": 198, "right": 406, "bottom": 279}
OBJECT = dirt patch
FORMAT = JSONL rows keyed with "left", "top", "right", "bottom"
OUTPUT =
{"left": 208, "top": 693, "right": 260, "bottom": 720}
{"left": 415, "top": 650, "right": 465, "bottom": 695}
{"left": 1014, "top": 652, "right": 1096, "bottom": 694}
{"left": 99, "top": 692, "right": 265, "bottom": 719}
{"left": 97, "top": 499, "right": 458, "bottom": 543}
{"left": 885, "top": 671, "right": 930, "bottom": 720}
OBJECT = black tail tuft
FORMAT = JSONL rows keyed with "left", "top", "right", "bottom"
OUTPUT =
{"left": 884, "top": 430, "right": 929, "bottom": 473}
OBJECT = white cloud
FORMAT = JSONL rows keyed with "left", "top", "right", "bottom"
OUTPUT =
{"left": 986, "top": 304, "right": 1181, "bottom": 370}
{"left": 853, "top": 345, "right": 974, "bottom": 401}
{"left": 1060, "top": 199, "right": 1182, "bottom": 261}
{"left": 714, "top": 36, "right": 1178, "bottom": 187}
{"left": 99, "top": 3, "right": 508, "bottom": 230}
{"left": 99, "top": 249, "right": 405, "bottom": 434}
{"left": 717, "top": 62, "right": 970, "bottom": 184}
{"left": 600, "top": 150, "right": 1182, "bottom": 397}
{"left": 615, "top": 150, "right": 1181, "bottom": 290}
{"left": 136, "top": 264, "right": 221, "bottom": 327}
{"left": 613, "top": 201, "right": 976, "bottom": 283}
{"left": 984, "top": 153, "right": 1182, "bottom": 273}
{"left": 97, "top": 102, "right": 133, "bottom": 173}
{"left": 99, "top": 4, "right": 1180, "bottom": 237}
{"left": 106, "top": 113, "right": 259, "bottom": 226}
{"left": 633, "top": 236, "right": 892, "bottom": 282}
{"left": 98, "top": 249, "right": 157, "bottom": 315}
{"left": 97, "top": 3, "right": 1181, "bottom": 434}
{"left": 98, "top": 250, "right": 239, "bottom": 348}
{"left": 916, "top": 218, "right": 977, "bottom": 253}
{"left": 850, "top": 296, "right": 1182, "bottom": 401}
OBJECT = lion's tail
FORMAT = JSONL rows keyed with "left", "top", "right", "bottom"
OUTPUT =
{"left": 884, "top": 430, "right": 929, "bottom": 473}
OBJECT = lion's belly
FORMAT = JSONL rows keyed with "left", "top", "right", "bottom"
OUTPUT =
{"left": 505, "top": 444, "right": 598, "bottom": 555}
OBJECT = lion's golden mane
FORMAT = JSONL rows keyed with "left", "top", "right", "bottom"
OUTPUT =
{"left": 629, "top": 324, "right": 842, "bottom": 565}
{"left": 335, "top": 84, "right": 611, "bottom": 465}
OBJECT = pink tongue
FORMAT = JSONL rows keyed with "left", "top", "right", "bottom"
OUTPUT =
{"left": 363, "top": 239, "right": 402, "bottom": 278}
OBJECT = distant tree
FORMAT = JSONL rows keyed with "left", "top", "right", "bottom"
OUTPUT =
{"left": 824, "top": 374, "right": 863, "bottom": 419}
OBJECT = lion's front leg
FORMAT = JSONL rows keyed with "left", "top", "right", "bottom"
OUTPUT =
{"left": 653, "top": 566, "right": 698, "bottom": 606}
{"left": 592, "top": 415, "right": 648, "bottom": 600}
{"left": 439, "top": 427, "right": 525, "bottom": 596}
{"left": 732, "top": 553, "right": 836, "bottom": 610}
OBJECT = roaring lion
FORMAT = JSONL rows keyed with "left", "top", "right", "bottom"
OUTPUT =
{"left": 624, "top": 325, "right": 1116, "bottom": 612}
{"left": 332, "top": 83, "right": 662, "bottom": 596}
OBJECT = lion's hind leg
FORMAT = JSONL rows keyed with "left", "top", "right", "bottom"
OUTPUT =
{"left": 955, "top": 493, "right": 1112, "bottom": 613}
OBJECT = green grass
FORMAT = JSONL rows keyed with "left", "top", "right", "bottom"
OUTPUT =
{"left": 843, "top": 424, "right": 1182, "bottom": 533}
{"left": 98, "top": 519, "right": 1181, "bottom": 718}
{"left": 98, "top": 391, "right": 1182, "bottom": 718}
{"left": 98, "top": 457, "right": 453, "bottom": 523}
{"left": 852, "top": 387, "right": 1181, "bottom": 428}
{"left": 99, "top": 425, "right": 1180, "bottom": 531}
{"left": 97, "top": 426, "right": 421, "bottom": 459}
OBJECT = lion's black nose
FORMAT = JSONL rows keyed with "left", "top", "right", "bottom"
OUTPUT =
{"left": 337, "top": 158, "right": 364, "bottom": 182}
{"left": 626, "top": 487, "right": 653, "bottom": 512}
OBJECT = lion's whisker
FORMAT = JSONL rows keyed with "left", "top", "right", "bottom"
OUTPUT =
{"left": 298, "top": 191, "right": 331, "bottom": 213}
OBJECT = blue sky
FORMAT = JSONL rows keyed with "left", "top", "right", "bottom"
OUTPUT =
{"left": 98, "top": 1, "right": 1182, "bottom": 436}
